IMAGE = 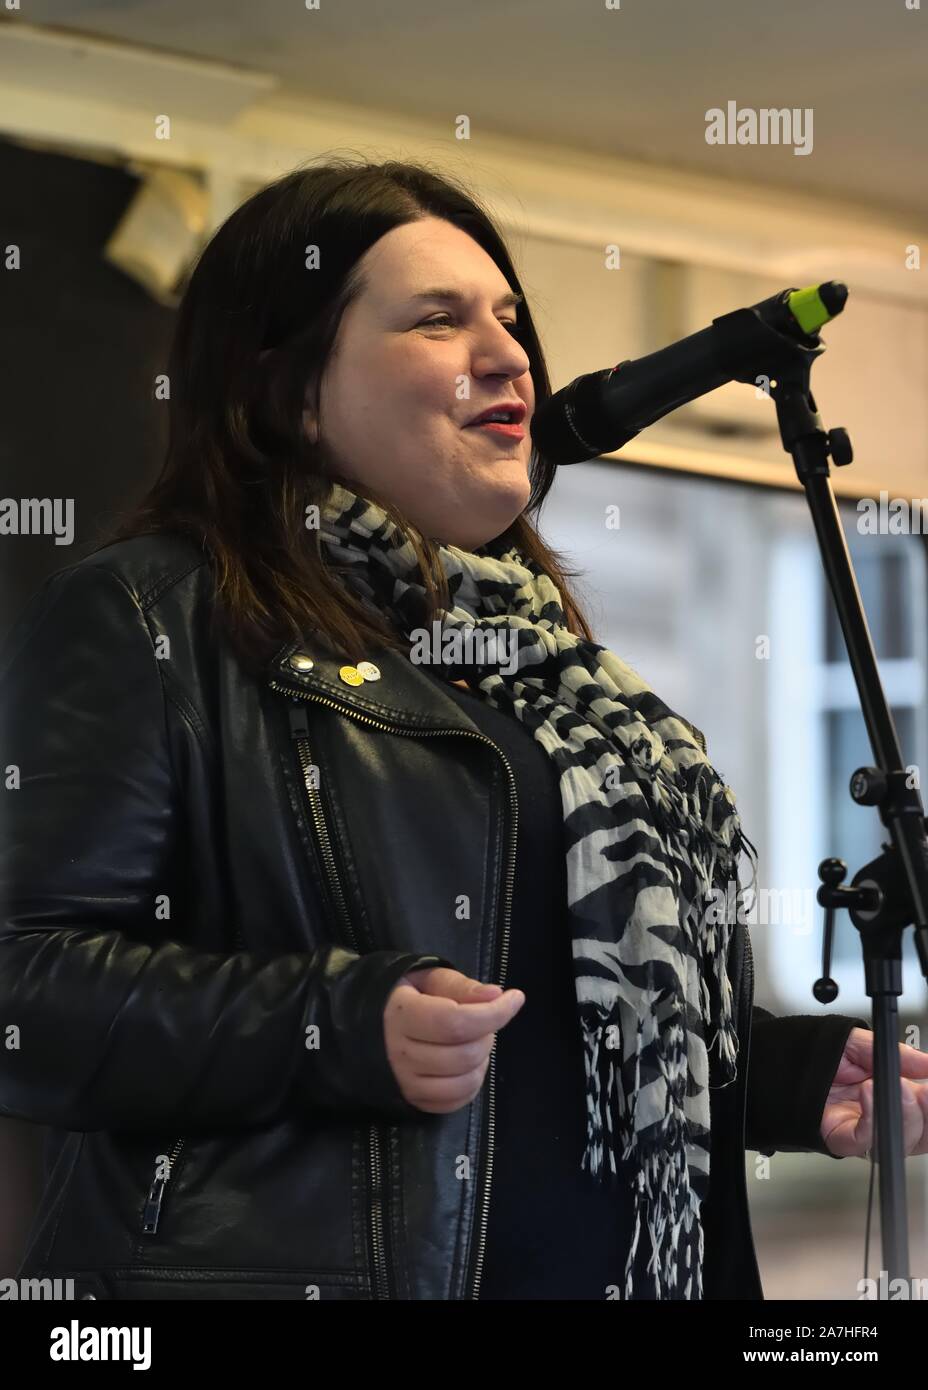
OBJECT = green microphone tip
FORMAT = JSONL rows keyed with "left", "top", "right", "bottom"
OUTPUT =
{"left": 788, "top": 282, "right": 848, "bottom": 335}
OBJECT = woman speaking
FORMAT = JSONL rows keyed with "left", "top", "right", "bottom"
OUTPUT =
{"left": 1, "top": 157, "right": 917, "bottom": 1302}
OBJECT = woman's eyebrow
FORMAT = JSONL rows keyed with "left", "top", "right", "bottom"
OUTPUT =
{"left": 406, "top": 288, "right": 524, "bottom": 309}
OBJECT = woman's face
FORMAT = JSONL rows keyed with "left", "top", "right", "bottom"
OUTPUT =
{"left": 305, "top": 216, "right": 535, "bottom": 549}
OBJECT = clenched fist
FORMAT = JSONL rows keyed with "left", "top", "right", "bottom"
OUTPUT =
{"left": 384, "top": 966, "right": 525, "bottom": 1114}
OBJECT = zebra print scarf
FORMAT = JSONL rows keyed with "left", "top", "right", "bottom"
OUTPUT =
{"left": 318, "top": 481, "right": 758, "bottom": 1300}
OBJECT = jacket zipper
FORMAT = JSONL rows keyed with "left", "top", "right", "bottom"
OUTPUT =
{"left": 141, "top": 1136, "right": 186, "bottom": 1236}
{"left": 269, "top": 677, "right": 517, "bottom": 1302}
{"left": 139, "top": 902, "right": 249, "bottom": 1239}
{"left": 741, "top": 927, "right": 755, "bottom": 1094}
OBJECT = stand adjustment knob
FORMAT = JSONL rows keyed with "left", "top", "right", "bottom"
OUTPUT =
{"left": 850, "top": 766, "right": 888, "bottom": 806}
{"left": 827, "top": 427, "right": 853, "bottom": 466}
{"left": 814, "top": 858, "right": 845, "bottom": 1002}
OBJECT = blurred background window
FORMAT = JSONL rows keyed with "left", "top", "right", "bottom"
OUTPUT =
{"left": 541, "top": 459, "right": 928, "bottom": 1021}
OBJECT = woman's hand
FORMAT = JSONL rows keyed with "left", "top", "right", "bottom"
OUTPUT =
{"left": 384, "top": 966, "right": 525, "bottom": 1114}
{"left": 820, "top": 1027, "right": 928, "bottom": 1158}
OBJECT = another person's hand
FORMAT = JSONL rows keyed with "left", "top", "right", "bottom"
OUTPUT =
{"left": 820, "top": 1027, "right": 928, "bottom": 1158}
{"left": 384, "top": 966, "right": 525, "bottom": 1114}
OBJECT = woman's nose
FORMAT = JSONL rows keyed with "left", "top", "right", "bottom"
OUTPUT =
{"left": 471, "top": 325, "right": 531, "bottom": 381}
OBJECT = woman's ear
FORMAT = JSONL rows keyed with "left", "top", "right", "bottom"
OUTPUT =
{"left": 301, "top": 377, "right": 321, "bottom": 444}
{"left": 302, "top": 404, "right": 319, "bottom": 444}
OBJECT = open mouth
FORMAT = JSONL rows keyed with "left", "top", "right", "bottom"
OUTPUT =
{"left": 466, "top": 420, "right": 526, "bottom": 440}
{"left": 464, "top": 405, "right": 526, "bottom": 440}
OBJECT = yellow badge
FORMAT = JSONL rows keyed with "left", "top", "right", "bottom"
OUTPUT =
{"left": 339, "top": 665, "right": 364, "bottom": 686}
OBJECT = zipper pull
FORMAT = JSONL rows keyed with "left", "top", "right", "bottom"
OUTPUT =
{"left": 288, "top": 703, "right": 310, "bottom": 739}
{"left": 142, "top": 1175, "right": 167, "bottom": 1235}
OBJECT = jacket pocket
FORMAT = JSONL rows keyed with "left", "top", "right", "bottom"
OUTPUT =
{"left": 101, "top": 1267, "right": 369, "bottom": 1299}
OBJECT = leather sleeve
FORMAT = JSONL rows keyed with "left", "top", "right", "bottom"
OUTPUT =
{"left": 0, "top": 563, "right": 456, "bottom": 1133}
{"left": 745, "top": 1004, "right": 871, "bottom": 1159}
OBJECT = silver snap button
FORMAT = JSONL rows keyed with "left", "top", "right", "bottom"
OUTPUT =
{"left": 288, "top": 652, "right": 314, "bottom": 673}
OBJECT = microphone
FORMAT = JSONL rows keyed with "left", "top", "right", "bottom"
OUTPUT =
{"left": 530, "top": 281, "right": 848, "bottom": 465}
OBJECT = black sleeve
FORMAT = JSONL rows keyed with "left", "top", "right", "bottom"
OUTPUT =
{"left": 0, "top": 563, "right": 456, "bottom": 1133}
{"left": 745, "top": 1005, "right": 871, "bottom": 1158}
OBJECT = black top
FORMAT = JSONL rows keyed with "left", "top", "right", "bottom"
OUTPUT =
{"left": 430, "top": 675, "right": 643, "bottom": 1300}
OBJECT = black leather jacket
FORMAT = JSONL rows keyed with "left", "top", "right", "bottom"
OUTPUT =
{"left": 0, "top": 533, "right": 868, "bottom": 1300}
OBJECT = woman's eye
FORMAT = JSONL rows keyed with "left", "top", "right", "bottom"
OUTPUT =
{"left": 421, "top": 314, "right": 525, "bottom": 337}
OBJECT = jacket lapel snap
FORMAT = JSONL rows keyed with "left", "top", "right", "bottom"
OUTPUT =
{"left": 268, "top": 639, "right": 488, "bottom": 734}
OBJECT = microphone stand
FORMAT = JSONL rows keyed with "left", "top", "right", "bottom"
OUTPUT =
{"left": 710, "top": 288, "right": 928, "bottom": 1289}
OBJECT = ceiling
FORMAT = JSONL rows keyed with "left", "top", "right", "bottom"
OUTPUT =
{"left": 9, "top": 0, "right": 928, "bottom": 220}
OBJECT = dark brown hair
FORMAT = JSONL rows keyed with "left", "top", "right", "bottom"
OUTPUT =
{"left": 102, "top": 155, "right": 595, "bottom": 673}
